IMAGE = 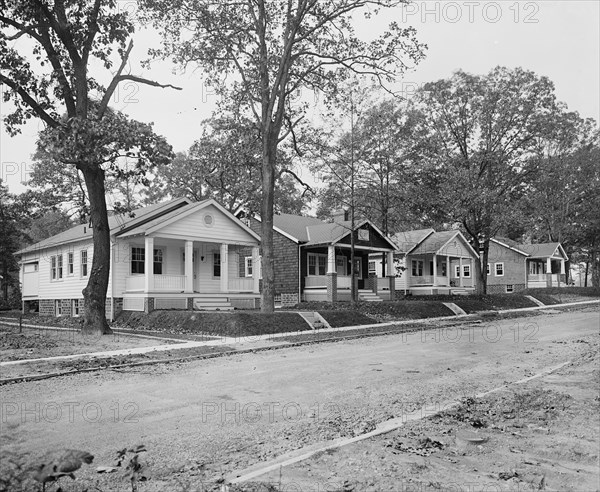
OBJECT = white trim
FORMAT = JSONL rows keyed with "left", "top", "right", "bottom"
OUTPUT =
{"left": 307, "top": 252, "right": 327, "bottom": 276}
{"left": 495, "top": 262, "right": 504, "bottom": 277}
{"left": 506, "top": 284, "right": 514, "bottom": 293}
{"left": 462, "top": 264, "right": 471, "bottom": 278}
{"left": 490, "top": 238, "right": 529, "bottom": 257}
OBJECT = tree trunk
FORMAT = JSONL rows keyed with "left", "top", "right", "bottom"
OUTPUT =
{"left": 80, "top": 165, "right": 112, "bottom": 335}
{"left": 260, "top": 142, "right": 276, "bottom": 313}
{"left": 476, "top": 239, "right": 488, "bottom": 295}
{"left": 591, "top": 247, "right": 600, "bottom": 288}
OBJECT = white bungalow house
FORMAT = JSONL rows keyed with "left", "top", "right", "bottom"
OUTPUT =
{"left": 17, "top": 198, "right": 262, "bottom": 320}
{"left": 370, "top": 229, "right": 480, "bottom": 295}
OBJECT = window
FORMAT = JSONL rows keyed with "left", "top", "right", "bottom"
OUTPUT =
{"left": 51, "top": 255, "right": 63, "bottom": 280}
{"left": 455, "top": 265, "right": 460, "bottom": 277}
{"left": 487, "top": 263, "right": 490, "bottom": 275}
{"left": 411, "top": 260, "right": 423, "bottom": 277}
{"left": 213, "top": 252, "right": 221, "bottom": 277}
{"left": 67, "top": 252, "right": 74, "bottom": 275}
{"left": 506, "top": 284, "right": 514, "bottom": 293}
{"left": 441, "top": 262, "right": 447, "bottom": 277}
{"left": 131, "top": 247, "right": 145, "bottom": 274}
{"left": 358, "top": 229, "right": 370, "bottom": 241}
{"left": 245, "top": 256, "right": 253, "bottom": 277}
{"left": 307, "top": 253, "right": 327, "bottom": 276}
{"left": 72, "top": 299, "right": 81, "bottom": 316}
{"left": 368, "top": 261, "right": 376, "bottom": 274}
{"left": 495, "top": 263, "right": 504, "bottom": 276}
{"left": 153, "top": 248, "right": 163, "bottom": 275}
{"left": 55, "top": 300, "right": 62, "bottom": 316}
{"left": 336, "top": 257, "right": 346, "bottom": 276}
{"left": 463, "top": 265, "right": 471, "bottom": 278}
{"left": 81, "top": 250, "right": 88, "bottom": 277}
{"left": 429, "top": 261, "right": 434, "bottom": 275}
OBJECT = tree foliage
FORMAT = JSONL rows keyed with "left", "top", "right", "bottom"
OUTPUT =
{"left": 411, "top": 67, "right": 560, "bottom": 293}
{"left": 145, "top": 117, "right": 308, "bottom": 214}
{"left": 141, "top": 0, "right": 426, "bottom": 311}
{"left": 1, "top": 0, "right": 178, "bottom": 333}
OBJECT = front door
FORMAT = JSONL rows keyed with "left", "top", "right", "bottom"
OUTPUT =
{"left": 354, "top": 257, "right": 364, "bottom": 289}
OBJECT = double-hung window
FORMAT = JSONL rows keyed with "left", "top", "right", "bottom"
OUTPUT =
{"left": 131, "top": 247, "right": 145, "bottom": 274}
{"left": 213, "top": 252, "right": 221, "bottom": 277}
{"left": 51, "top": 256, "right": 57, "bottom": 280}
{"left": 463, "top": 265, "right": 471, "bottom": 278}
{"left": 67, "top": 252, "right": 74, "bottom": 275}
{"left": 307, "top": 253, "right": 327, "bottom": 276}
{"left": 411, "top": 260, "right": 423, "bottom": 277}
{"left": 495, "top": 263, "right": 504, "bottom": 276}
{"left": 153, "top": 249, "right": 163, "bottom": 274}
{"left": 81, "top": 250, "right": 88, "bottom": 277}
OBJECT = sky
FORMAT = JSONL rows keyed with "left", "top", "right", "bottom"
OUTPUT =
{"left": 1, "top": 0, "right": 599, "bottom": 195}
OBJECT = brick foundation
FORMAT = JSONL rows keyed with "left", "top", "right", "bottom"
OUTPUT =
{"left": 144, "top": 297, "right": 155, "bottom": 314}
{"left": 367, "top": 273, "right": 378, "bottom": 294}
{"left": 281, "top": 293, "right": 299, "bottom": 307}
{"left": 326, "top": 273, "right": 337, "bottom": 302}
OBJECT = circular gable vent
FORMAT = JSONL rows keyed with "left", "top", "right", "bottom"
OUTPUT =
{"left": 204, "top": 214, "right": 214, "bottom": 227}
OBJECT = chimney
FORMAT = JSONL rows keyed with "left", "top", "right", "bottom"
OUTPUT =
{"left": 332, "top": 209, "right": 349, "bottom": 223}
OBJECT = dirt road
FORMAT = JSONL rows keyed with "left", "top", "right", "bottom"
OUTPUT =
{"left": 1, "top": 308, "right": 598, "bottom": 491}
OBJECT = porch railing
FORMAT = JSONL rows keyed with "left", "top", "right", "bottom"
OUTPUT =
{"left": 228, "top": 277, "right": 254, "bottom": 292}
{"left": 410, "top": 275, "right": 434, "bottom": 285}
{"left": 125, "top": 275, "right": 144, "bottom": 292}
{"left": 305, "top": 275, "right": 353, "bottom": 289}
{"left": 154, "top": 274, "right": 186, "bottom": 291}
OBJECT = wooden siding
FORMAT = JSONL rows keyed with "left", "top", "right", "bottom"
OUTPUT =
{"left": 154, "top": 204, "right": 257, "bottom": 244}
{"left": 486, "top": 241, "right": 526, "bottom": 286}
{"left": 35, "top": 239, "right": 96, "bottom": 299}
{"left": 438, "top": 236, "right": 472, "bottom": 257}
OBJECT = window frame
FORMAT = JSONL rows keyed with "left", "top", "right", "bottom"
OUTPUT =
{"left": 462, "top": 264, "right": 471, "bottom": 278}
{"left": 411, "top": 259, "right": 424, "bottom": 277}
{"left": 131, "top": 247, "right": 145, "bottom": 274}
{"left": 80, "top": 249, "right": 88, "bottom": 277}
{"left": 455, "top": 265, "right": 460, "bottom": 278}
{"left": 307, "top": 253, "right": 327, "bottom": 276}
{"left": 505, "top": 284, "right": 514, "bottom": 293}
{"left": 245, "top": 256, "right": 253, "bottom": 277}
{"left": 495, "top": 262, "right": 504, "bottom": 277}
{"left": 153, "top": 248, "right": 164, "bottom": 275}
{"left": 67, "top": 252, "right": 74, "bottom": 276}
{"left": 213, "top": 252, "right": 221, "bottom": 278}
{"left": 51, "top": 256, "right": 57, "bottom": 280}
{"left": 72, "top": 299, "right": 81, "bottom": 316}
{"left": 55, "top": 300, "right": 62, "bottom": 316}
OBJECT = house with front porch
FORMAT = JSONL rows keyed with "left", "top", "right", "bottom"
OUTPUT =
{"left": 486, "top": 238, "right": 568, "bottom": 293}
{"left": 238, "top": 211, "right": 398, "bottom": 304}
{"left": 17, "top": 198, "right": 262, "bottom": 319}
{"left": 370, "top": 229, "right": 480, "bottom": 295}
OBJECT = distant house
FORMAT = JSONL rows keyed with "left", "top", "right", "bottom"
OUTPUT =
{"left": 486, "top": 238, "right": 568, "bottom": 293}
{"left": 371, "top": 229, "right": 480, "bottom": 295}
{"left": 17, "top": 198, "right": 262, "bottom": 319}
{"left": 238, "top": 211, "right": 398, "bottom": 304}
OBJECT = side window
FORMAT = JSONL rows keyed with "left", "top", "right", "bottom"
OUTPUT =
{"left": 67, "top": 252, "right": 74, "bottom": 275}
{"left": 213, "top": 252, "right": 221, "bottom": 277}
{"left": 495, "top": 263, "right": 504, "bottom": 276}
{"left": 153, "top": 249, "right": 163, "bottom": 275}
{"left": 51, "top": 256, "right": 57, "bottom": 280}
{"left": 81, "top": 250, "right": 88, "bottom": 277}
{"left": 131, "top": 247, "right": 145, "bottom": 274}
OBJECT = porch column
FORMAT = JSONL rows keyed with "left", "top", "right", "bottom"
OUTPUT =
{"left": 327, "top": 245, "right": 336, "bottom": 273}
{"left": 458, "top": 257, "right": 463, "bottom": 288}
{"left": 327, "top": 245, "right": 337, "bottom": 302}
{"left": 546, "top": 257, "right": 553, "bottom": 287}
{"left": 387, "top": 251, "right": 396, "bottom": 300}
{"left": 220, "top": 243, "right": 229, "bottom": 292}
{"left": 144, "top": 236, "right": 154, "bottom": 293}
{"left": 446, "top": 255, "right": 450, "bottom": 286}
{"left": 184, "top": 240, "right": 194, "bottom": 293}
{"left": 432, "top": 253, "right": 438, "bottom": 287}
{"left": 560, "top": 259, "right": 565, "bottom": 275}
{"left": 252, "top": 246, "right": 260, "bottom": 294}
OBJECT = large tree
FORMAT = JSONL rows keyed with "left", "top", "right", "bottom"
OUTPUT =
{"left": 412, "top": 67, "right": 560, "bottom": 293}
{"left": 145, "top": 117, "right": 308, "bottom": 214}
{"left": 1, "top": 1, "right": 178, "bottom": 333}
{"left": 141, "top": 0, "right": 426, "bottom": 312}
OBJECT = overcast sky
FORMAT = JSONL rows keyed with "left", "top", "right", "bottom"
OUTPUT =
{"left": 1, "top": 0, "right": 598, "bottom": 195}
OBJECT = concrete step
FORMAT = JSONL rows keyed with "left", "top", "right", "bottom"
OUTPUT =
{"left": 193, "top": 298, "right": 234, "bottom": 311}
{"left": 358, "top": 292, "right": 383, "bottom": 302}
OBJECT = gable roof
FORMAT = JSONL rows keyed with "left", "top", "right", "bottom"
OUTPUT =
{"left": 516, "top": 243, "right": 567, "bottom": 259}
{"left": 490, "top": 238, "right": 568, "bottom": 260}
{"left": 390, "top": 228, "right": 435, "bottom": 253}
{"left": 272, "top": 213, "right": 326, "bottom": 242}
{"left": 117, "top": 199, "right": 261, "bottom": 242}
{"left": 408, "top": 230, "right": 479, "bottom": 258}
{"left": 16, "top": 198, "right": 191, "bottom": 255}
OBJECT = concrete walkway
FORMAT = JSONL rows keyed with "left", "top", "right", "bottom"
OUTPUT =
{"left": 1, "top": 299, "right": 597, "bottom": 368}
